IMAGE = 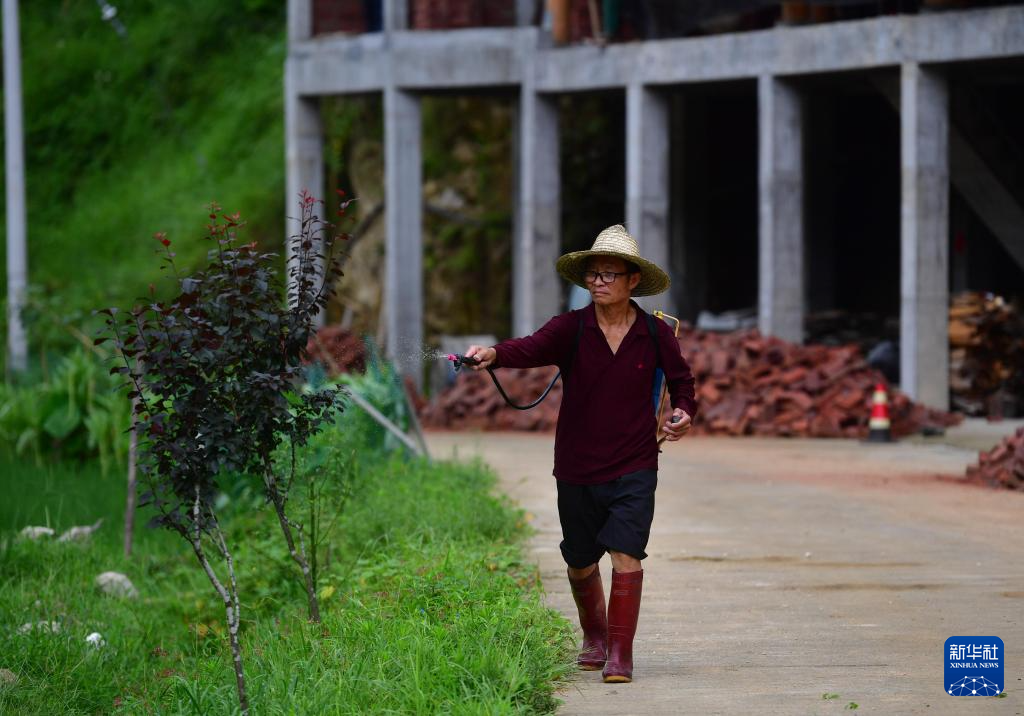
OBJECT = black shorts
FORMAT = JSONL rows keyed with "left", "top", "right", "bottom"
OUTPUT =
{"left": 556, "top": 469, "right": 658, "bottom": 569}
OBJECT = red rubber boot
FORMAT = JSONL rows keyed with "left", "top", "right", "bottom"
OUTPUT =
{"left": 567, "top": 566, "right": 608, "bottom": 670}
{"left": 602, "top": 569, "right": 643, "bottom": 683}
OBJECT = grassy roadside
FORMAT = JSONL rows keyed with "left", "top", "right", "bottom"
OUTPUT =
{"left": 0, "top": 432, "right": 574, "bottom": 714}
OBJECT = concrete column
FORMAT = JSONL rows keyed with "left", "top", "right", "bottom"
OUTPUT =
{"left": 513, "top": 87, "right": 561, "bottom": 336}
{"left": 384, "top": 86, "right": 423, "bottom": 385}
{"left": 4, "top": 0, "right": 28, "bottom": 372}
{"left": 757, "top": 75, "right": 804, "bottom": 343}
{"left": 626, "top": 83, "right": 673, "bottom": 316}
{"left": 900, "top": 63, "right": 949, "bottom": 409}
{"left": 384, "top": 0, "right": 408, "bottom": 32}
{"left": 284, "top": 60, "right": 325, "bottom": 327}
{"left": 288, "top": 0, "right": 313, "bottom": 42}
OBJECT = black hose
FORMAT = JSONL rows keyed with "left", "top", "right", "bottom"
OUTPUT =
{"left": 452, "top": 354, "right": 681, "bottom": 424}
{"left": 485, "top": 367, "right": 561, "bottom": 411}
{"left": 450, "top": 353, "right": 561, "bottom": 410}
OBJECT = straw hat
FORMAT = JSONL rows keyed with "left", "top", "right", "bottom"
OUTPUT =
{"left": 555, "top": 224, "right": 670, "bottom": 297}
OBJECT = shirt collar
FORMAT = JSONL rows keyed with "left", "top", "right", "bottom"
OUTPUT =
{"left": 581, "top": 300, "right": 649, "bottom": 335}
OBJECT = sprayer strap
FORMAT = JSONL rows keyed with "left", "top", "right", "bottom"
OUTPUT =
{"left": 643, "top": 310, "right": 662, "bottom": 373}
{"left": 561, "top": 314, "right": 586, "bottom": 381}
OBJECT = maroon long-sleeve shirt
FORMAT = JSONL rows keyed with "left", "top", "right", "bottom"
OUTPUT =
{"left": 493, "top": 300, "right": 697, "bottom": 485}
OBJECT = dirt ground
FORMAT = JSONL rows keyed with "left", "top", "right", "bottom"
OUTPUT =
{"left": 426, "top": 421, "right": 1023, "bottom": 716}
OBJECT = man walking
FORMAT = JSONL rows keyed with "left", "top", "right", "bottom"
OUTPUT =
{"left": 465, "top": 225, "right": 696, "bottom": 683}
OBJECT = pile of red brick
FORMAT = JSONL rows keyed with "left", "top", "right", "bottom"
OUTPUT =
{"left": 304, "top": 326, "right": 367, "bottom": 376}
{"left": 675, "top": 329, "right": 960, "bottom": 438}
{"left": 966, "top": 427, "right": 1024, "bottom": 490}
{"left": 420, "top": 328, "right": 962, "bottom": 438}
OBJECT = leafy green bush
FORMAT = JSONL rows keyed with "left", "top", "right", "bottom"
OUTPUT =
{"left": 0, "top": 348, "right": 129, "bottom": 470}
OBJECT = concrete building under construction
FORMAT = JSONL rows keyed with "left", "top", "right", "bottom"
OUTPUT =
{"left": 286, "top": 0, "right": 1024, "bottom": 408}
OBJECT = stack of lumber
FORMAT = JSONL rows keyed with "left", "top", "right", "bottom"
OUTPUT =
{"left": 419, "top": 328, "right": 962, "bottom": 437}
{"left": 966, "top": 427, "right": 1024, "bottom": 490}
{"left": 949, "top": 291, "right": 1024, "bottom": 417}
{"left": 304, "top": 326, "right": 367, "bottom": 376}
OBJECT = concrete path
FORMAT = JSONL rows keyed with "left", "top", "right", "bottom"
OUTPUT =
{"left": 426, "top": 429, "right": 1024, "bottom": 716}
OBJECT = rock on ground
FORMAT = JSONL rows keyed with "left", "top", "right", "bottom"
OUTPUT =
{"left": 17, "top": 621, "right": 60, "bottom": 635}
{"left": 58, "top": 518, "right": 104, "bottom": 543}
{"left": 85, "top": 632, "right": 106, "bottom": 649}
{"left": 19, "top": 526, "right": 55, "bottom": 540}
{"left": 95, "top": 571, "right": 138, "bottom": 599}
{"left": 0, "top": 668, "right": 17, "bottom": 686}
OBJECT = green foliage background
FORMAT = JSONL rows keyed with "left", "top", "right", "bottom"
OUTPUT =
{"left": 0, "top": 0, "right": 288, "bottom": 370}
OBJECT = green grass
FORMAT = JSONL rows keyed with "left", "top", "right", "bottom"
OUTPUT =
{"left": 0, "top": 433, "right": 574, "bottom": 714}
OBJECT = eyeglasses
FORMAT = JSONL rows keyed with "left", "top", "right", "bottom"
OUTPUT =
{"left": 583, "top": 270, "right": 633, "bottom": 285}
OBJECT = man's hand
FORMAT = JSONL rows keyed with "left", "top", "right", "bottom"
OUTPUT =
{"left": 465, "top": 345, "right": 496, "bottom": 371}
{"left": 661, "top": 409, "right": 692, "bottom": 441}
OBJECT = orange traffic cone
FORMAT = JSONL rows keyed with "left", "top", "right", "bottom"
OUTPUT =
{"left": 867, "top": 382, "right": 893, "bottom": 443}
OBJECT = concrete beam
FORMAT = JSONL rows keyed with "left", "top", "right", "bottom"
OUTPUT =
{"left": 384, "top": 86, "right": 424, "bottom": 385}
{"left": 758, "top": 75, "right": 804, "bottom": 344}
{"left": 536, "top": 7, "right": 1024, "bottom": 91}
{"left": 290, "top": 7, "right": 1024, "bottom": 96}
{"left": 284, "top": 59, "right": 325, "bottom": 327}
{"left": 900, "top": 63, "right": 949, "bottom": 410}
{"left": 290, "top": 34, "right": 388, "bottom": 96}
{"left": 626, "top": 83, "right": 673, "bottom": 316}
{"left": 514, "top": 85, "right": 561, "bottom": 336}
{"left": 290, "top": 29, "right": 526, "bottom": 94}
{"left": 391, "top": 29, "right": 525, "bottom": 88}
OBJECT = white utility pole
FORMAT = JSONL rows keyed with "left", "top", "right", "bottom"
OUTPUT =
{"left": 3, "top": 0, "right": 28, "bottom": 373}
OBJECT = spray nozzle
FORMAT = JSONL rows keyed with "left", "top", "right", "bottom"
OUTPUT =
{"left": 446, "top": 353, "right": 480, "bottom": 372}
